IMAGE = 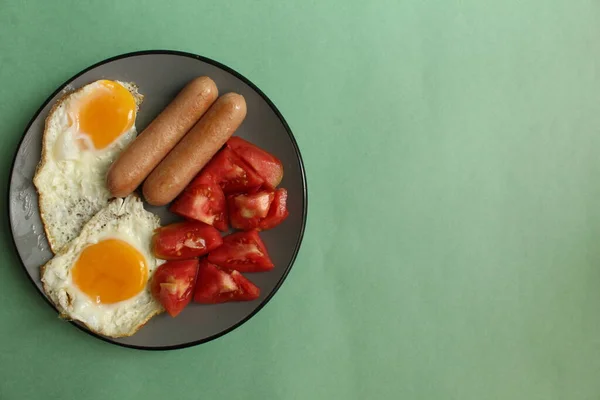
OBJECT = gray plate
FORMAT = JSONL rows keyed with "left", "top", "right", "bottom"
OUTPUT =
{"left": 8, "top": 50, "right": 307, "bottom": 350}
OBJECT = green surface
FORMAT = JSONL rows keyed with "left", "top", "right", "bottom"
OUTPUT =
{"left": 2, "top": 0, "right": 600, "bottom": 398}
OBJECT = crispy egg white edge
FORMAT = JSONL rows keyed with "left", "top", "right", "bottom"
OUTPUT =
{"left": 40, "top": 195, "right": 164, "bottom": 338}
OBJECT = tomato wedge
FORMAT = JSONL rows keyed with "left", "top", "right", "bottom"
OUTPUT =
{"left": 194, "top": 259, "right": 260, "bottom": 304}
{"left": 228, "top": 191, "right": 275, "bottom": 231}
{"left": 207, "top": 230, "right": 274, "bottom": 272}
{"left": 151, "top": 259, "right": 199, "bottom": 317}
{"left": 228, "top": 189, "right": 289, "bottom": 231}
{"left": 227, "top": 137, "right": 284, "bottom": 189}
{"left": 198, "top": 147, "right": 264, "bottom": 194}
{"left": 152, "top": 221, "right": 223, "bottom": 260}
{"left": 259, "top": 188, "right": 289, "bottom": 230}
{"left": 170, "top": 184, "right": 228, "bottom": 231}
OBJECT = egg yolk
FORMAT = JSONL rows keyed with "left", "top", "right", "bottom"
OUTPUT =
{"left": 72, "top": 239, "right": 148, "bottom": 304}
{"left": 76, "top": 80, "right": 136, "bottom": 150}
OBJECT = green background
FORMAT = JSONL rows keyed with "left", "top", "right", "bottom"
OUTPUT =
{"left": 1, "top": 0, "right": 600, "bottom": 398}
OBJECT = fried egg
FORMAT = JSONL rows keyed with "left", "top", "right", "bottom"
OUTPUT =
{"left": 34, "top": 80, "right": 143, "bottom": 253}
{"left": 40, "top": 196, "right": 163, "bottom": 338}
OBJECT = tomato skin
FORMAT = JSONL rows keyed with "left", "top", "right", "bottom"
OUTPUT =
{"left": 208, "top": 230, "right": 274, "bottom": 272}
{"left": 193, "top": 259, "right": 260, "bottom": 304}
{"left": 227, "top": 137, "right": 284, "bottom": 189}
{"left": 259, "top": 188, "right": 289, "bottom": 230}
{"left": 170, "top": 183, "right": 228, "bottom": 231}
{"left": 228, "top": 191, "right": 275, "bottom": 231}
{"left": 197, "top": 147, "right": 264, "bottom": 194}
{"left": 152, "top": 221, "right": 223, "bottom": 260}
{"left": 151, "top": 260, "right": 199, "bottom": 317}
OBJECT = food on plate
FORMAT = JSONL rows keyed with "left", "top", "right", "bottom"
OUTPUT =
{"left": 170, "top": 183, "right": 228, "bottom": 231}
{"left": 228, "top": 190, "right": 275, "bottom": 231}
{"left": 143, "top": 93, "right": 247, "bottom": 206}
{"left": 152, "top": 221, "right": 223, "bottom": 260}
{"left": 107, "top": 76, "right": 218, "bottom": 198}
{"left": 195, "top": 146, "right": 264, "bottom": 194}
{"left": 151, "top": 259, "right": 199, "bottom": 317}
{"left": 208, "top": 230, "right": 274, "bottom": 272}
{"left": 40, "top": 196, "right": 163, "bottom": 338}
{"left": 227, "top": 137, "right": 284, "bottom": 190}
{"left": 32, "top": 74, "right": 292, "bottom": 337}
{"left": 34, "top": 80, "right": 143, "bottom": 253}
{"left": 259, "top": 188, "right": 289, "bottom": 230}
{"left": 194, "top": 259, "right": 260, "bottom": 304}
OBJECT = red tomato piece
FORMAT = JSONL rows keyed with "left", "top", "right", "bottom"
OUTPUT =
{"left": 207, "top": 230, "right": 274, "bottom": 272}
{"left": 151, "top": 221, "right": 223, "bottom": 260}
{"left": 151, "top": 259, "right": 199, "bottom": 317}
{"left": 193, "top": 259, "right": 261, "bottom": 304}
{"left": 228, "top": 191, "right": 275, "bottom": 231}
{"left": 196, "top": 147, "right": 264, "bottom": 194}
{"left": 170, "top": 184, "right": 228, "bottom": 231}
{"left": 227, "top": 137, "right": 284, "bottom": 190}
{"left": 259, "top": 188, "right": 289, "bottom": 230}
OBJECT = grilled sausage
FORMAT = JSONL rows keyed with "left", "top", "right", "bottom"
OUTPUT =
{"left": 107, "top": 76, "right": 218, "bottom": 198}
{"left": 142, "top": 93, "right": 247, "bottom": 206}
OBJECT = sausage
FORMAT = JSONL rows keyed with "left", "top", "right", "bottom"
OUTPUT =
{"left": 107, "top": 76, "right": 218, "bottom": 198}
{"left": 142, "top": 93, "right": 247, "bottom": 206}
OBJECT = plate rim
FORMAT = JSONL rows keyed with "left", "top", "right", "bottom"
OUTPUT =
{"left": 7, "top": 49, "right": 308, "bottom": 351}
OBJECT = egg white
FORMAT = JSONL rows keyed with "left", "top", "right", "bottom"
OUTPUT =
{"left": 41, "top": 195, "right": 164, "bottom": 338}
{"left": 34, "top": 80, "right": 143, "bottom": 253}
